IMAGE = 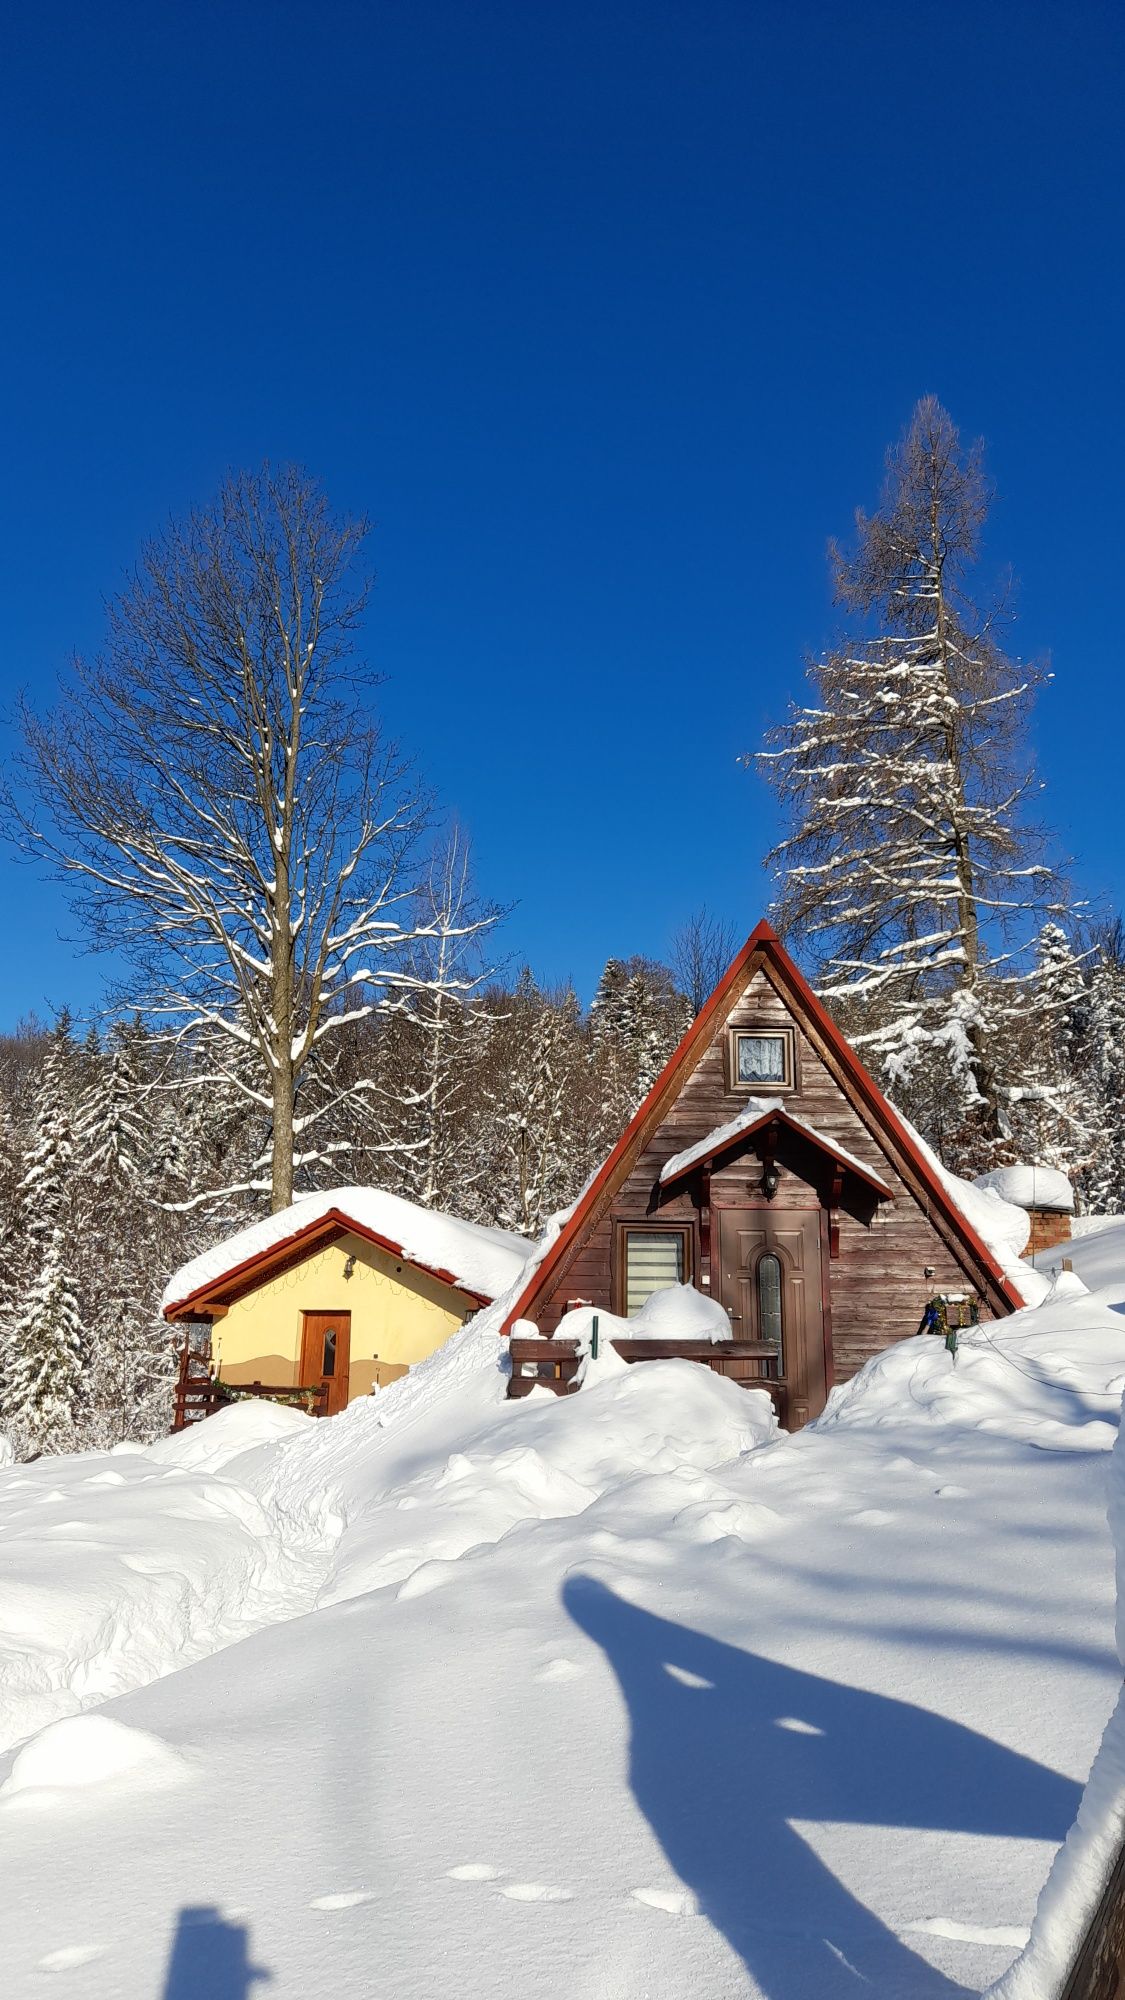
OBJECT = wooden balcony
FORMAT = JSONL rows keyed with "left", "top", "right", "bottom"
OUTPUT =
{"left": 171, "top": 1344, "right": 328, "bottom": 1431}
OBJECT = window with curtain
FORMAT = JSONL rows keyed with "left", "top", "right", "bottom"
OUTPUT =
{"left": 735, "top": 1032, "right": 787, "bottom": 1086}
{"left": 623, "top": 1229, "right": 686, "bottom": 1316}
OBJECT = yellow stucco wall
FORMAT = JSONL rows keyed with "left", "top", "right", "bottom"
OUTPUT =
{"left": 210, "top": 1232, "right": 472, "bottom": 1402}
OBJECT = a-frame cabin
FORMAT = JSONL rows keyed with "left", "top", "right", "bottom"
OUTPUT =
{"left": 502, "top": 922, "right": 1025, "bottom": 1427}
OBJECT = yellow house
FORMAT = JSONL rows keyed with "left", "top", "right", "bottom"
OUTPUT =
{"left": 162, "top": 1186, "right": 530, "bottom": 1415}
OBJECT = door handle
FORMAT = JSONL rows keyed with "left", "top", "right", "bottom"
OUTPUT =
{"left": 729, "top": 1313, "right": 742, "bottom": 1321}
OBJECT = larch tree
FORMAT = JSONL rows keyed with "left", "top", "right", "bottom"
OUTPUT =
{"left": 758, "top": 396, "right": 1065, "bottom": 1163}
{"left": 8, "top": 466, "right": 490, "bottom": 1213}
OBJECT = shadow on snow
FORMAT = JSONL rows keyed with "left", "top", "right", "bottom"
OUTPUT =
{"left": 565, "top": 1574, "right": 1080, "bottom": 1999}
{"left": 161, "top": 1906, "right": 270, "bottom": 1999}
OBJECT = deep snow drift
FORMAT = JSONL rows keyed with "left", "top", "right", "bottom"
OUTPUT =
{"left": 3, "top": 1229, "right": 1125, "bottom": 1996}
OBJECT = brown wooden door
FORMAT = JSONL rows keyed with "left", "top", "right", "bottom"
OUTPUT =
{"left": 299, "top": 1310, "right": 352, "bottom": 1416}
{"left": 716, "top": 1209, "right": 827, "bottom": 1428}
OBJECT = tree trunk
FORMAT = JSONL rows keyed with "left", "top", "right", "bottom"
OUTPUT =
{"left": 933, "top": 515, "right": 1003, "bottom": 1139}
{"left": 271, "top": 1053, "right": 295, "bottom": 1210}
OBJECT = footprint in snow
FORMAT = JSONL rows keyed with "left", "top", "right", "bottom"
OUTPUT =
{"left": 934, "top": 1484, "right": 972, "bottom": 1499}
{"left": 534, "top": 1658, "right": 586, "bottom": 1684}
{"left": 309, "top": 1891, "right": 373, "bottom": 1912}
{"left": 497, "top": 1883, "right": 574, "bottom": 1902}
{"left": 447, "top": 1863, "right": 501, "bottom": 1882}
{"left": 631, "top": 1887, "right": 699, "bottom": 1917}
{"left": 37, "top": 1945, "right": 106, "bottom": 1971}
{"left": 849, "top": 1508, "right": 896, "bottom": 1527}
{"left": 905, "top": 1917, "right": 1029, "bottom": 1947}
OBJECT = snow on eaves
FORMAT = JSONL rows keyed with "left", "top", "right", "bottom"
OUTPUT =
{"left": 659, "top": 1096, "right": 893, "bottom": 1194}
{"left": 161, "top": 1185, "right": 532, "bottom": 1314}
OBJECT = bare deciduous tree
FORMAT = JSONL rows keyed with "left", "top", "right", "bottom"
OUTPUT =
{"left": 7, "top": 466, "right": 490, "bottom": 1210}
{"left": 670, "top": 906, "right": 740, "bottom": 1015}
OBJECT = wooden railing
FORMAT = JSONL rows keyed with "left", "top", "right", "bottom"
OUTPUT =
{"left": 171, "top": 1343, "right": 329, "bottom": 1431}
{"left": 507, "top": 1338, "right": 584, "bottom": 1397}
{"left": 507, "top": 1335, "right": 785, "bottom": 1419}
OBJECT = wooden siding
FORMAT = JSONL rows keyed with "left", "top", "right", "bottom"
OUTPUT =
{"left": 532, "top": 965, "right": 989, "bottom": 1384}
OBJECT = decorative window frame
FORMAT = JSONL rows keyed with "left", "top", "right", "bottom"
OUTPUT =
{"left": 726, "top": 1024, "right": 797, "bottom": 1093}
{"left": 613, "top": 1221, "right": 694, "bottom": 1318}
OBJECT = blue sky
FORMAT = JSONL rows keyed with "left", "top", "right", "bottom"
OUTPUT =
{"left": 1, "top": 0, "right": 1122, "bottom": 1028}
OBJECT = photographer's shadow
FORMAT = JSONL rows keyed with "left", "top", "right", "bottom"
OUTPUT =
{"left": 161, "top": 1906, "right": 269, "bottom": 1999}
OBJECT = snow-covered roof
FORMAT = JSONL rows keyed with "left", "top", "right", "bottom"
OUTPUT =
{"left": 162, "top": 1187, "right": 532, "bottom": 1316}
{"left": 973, "top": 1163, "right": 1075, "bottom": 1215}
{"left": 659, "top": 1096, "right": 894, "bottom": 1196}
{"left": 897, "top": 1122, "right": 1048, "bottom": 1309}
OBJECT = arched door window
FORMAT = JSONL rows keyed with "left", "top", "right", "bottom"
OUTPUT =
{"left": 757, "top": 1253, "right": 783, "bottom": 1359}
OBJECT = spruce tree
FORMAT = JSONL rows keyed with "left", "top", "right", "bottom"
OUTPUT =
{"left": 1076, "top": 923, "right": 1125, "bottom": 1213}
{"left": 4, "top": 1019, "right": 84, "bottom": 1454}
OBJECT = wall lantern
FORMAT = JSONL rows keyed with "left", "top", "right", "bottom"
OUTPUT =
{"left": 762, "top": 1162, "right": 780, "bottom": 1201}
{"left": 344, "top": 1255, "right": 357, "bottom": 1279}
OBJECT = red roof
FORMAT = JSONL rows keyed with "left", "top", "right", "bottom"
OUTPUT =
{"left": 501, "top": 921, "right": 1024, "bottom": 1333}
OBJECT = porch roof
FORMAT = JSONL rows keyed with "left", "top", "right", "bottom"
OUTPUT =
{"left": 659, "top": 1097, "right": 895, "bottom": 1199}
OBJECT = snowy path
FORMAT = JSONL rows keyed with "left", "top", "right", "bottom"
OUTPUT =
{"left": 0, "top": 1404, "right": 329, "bottom": 1754}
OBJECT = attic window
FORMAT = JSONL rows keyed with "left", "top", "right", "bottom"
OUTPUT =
{"left": 730, "top": 1027, "right": 795, "bottom": 1090}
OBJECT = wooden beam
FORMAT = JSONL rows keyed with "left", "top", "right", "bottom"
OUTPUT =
{"left": 828, "top": 1165, "right": 844, "bottom": 1259}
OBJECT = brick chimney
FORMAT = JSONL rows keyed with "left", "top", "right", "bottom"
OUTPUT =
{"left": 972, "top": 1162, "right": 1074, "bottom": 1257}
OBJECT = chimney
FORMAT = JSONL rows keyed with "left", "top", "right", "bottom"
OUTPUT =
{"left": 971, "top": 1162, "right": 1074, "bottom": 1256}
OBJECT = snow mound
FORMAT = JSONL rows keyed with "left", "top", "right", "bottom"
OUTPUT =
{"left": 555, "top": 1285, "right": 733, "bottom": 1361}
{"left": 0, "top": 1446, "right": 322, "bottom": 1756}
{"left": 161, "top": 1184, "right": 531, "bottom": 1312}
{"left": 817, "top": 1280, "right": 1125, "bottom": 1453}
{"left": 975, "top": 1163, "right": 1075, "bottom": 1214}
{"left": 1036, "top": 1217, "right": 1125, "bottom": 1306}
{"left": 634, "top": 1282, "right": 734, "bottom": 1340}
{"left": 144, "top": 1399, "right": 314, "bottom": 1472}
{"left": 266, "top": 1349, "right": 776, "bottom": 1606}
{"left": 0, "top": 1715, "right": 186, "bottom": 1804}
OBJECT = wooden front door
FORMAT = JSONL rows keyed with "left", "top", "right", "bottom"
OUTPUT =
{"left": 299, "top": 1310, "right": 352, "bottom": 1417}
{"left": 716, "top": 1208, "right": 827, "bottom": 1428}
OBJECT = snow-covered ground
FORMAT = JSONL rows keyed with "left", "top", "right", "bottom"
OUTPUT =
{"left": 4, "top": 1229, "right": 1125, "bottom": 1997}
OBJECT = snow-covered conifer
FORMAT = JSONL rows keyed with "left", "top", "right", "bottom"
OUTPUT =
{"left": 759, "top": 397, "right": 1065, "bottom": 1166}
{"left": 4, "top": 1018, "right": 84, "bottom": 1453}
{"left": 1076, "top": 923, "right": 1125, "bottom": 1213}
